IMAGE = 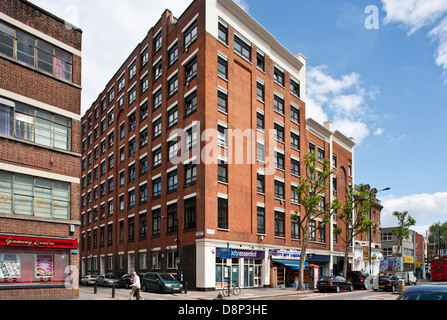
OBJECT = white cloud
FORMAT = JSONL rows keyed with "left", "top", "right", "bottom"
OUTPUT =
{"left": 306, "top": 65, "right": 379, "bottom": 144}
{"left": 382, "top": 0, "right": 447, "bottom": 75}
{"left": 381, "top": 192, "right": 447, "bottom": 235}
{"left": 374, "top": 128, "right": 384, "bottom": 136}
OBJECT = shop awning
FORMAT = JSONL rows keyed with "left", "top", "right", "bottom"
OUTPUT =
{"left": 273, "top": 259, "right": 309, "bottom": 270}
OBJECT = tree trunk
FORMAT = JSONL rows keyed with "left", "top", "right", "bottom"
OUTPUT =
{"left": 298, "top": 236, "right": 308, "bottom": 291}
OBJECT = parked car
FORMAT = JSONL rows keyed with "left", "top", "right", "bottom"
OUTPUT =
{"left": 141, "top": 272, "right": 183, "bottom": 293}
{"left": 396, "top": 285, "right": 447, "bottom": 300}
{"left": 374, "top": 275, "right": 400, "bottom": 292}
{"left": 80, "top": 274, "right": 98, "bottom": 286}
{"left": 317, "top": 276, "right": 353, "bottom": 292}
{"left": 347, "top": 271, "right": 370, "bottom": 290}
{"left": 117, "top": 274, "right": 133, "bottom": 289}
{"left": 96, "top": 274, "right": 119, "bottom": 287}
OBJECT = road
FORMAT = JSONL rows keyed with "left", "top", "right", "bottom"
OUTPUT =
{"left": 261, "top": 289, "right": 399, "bottom": 300}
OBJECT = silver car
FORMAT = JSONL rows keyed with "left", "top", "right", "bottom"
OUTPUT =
{"left": 81, "top": 274, "right": 98, "bottom": 286}
{"left": 96, "top": 274, "right": 118, "bottom": 287}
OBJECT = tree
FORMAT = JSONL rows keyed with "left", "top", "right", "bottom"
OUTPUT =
{"left": 291, "top": 152, "right": 342, "bottom": 291}
{"left": 391, "top": 211, "right": 416, "bottom": 273}
{"left": 334, "top": 184, "right": 376, "bottom": 278}
{"left": 428, "top": 221, "right": 447, "bottom": 258}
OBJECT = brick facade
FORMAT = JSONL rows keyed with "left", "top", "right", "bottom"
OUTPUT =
{"left": 79, "top": 0, "right": 355, "bottom": 290}
{"left": 0, "top": 0, "right": 82, "bottom": 300}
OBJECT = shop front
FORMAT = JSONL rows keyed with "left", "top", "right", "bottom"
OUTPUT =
{"left": 0, "top": 234, "right": 77, "bottom": 290}
{"left": 215, "top": 248, "right": 265, "bottom": 289}
{"left": 270, "top": 252, "right": 319, "bottom": 289}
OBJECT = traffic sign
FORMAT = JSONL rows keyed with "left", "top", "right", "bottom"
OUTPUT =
{"left": 219, "top": 248, "right": 232, "bottom": 260}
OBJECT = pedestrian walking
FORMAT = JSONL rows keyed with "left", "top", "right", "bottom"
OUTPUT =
{"left": 129, "top": 271, "right": 143, "bottom": 300}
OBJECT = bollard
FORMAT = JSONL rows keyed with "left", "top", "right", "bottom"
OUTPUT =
{"left": 183, "top": 281, "right": 187, "bottom": 294}
{"left": 94, "top": 281, "right": 97, "bottom": 294}
{"left": 112, "top": 282, "right": 115, "bottom": 298}
{"left": 215, "top": 292, "right": 224, "bottom": 300}
{"left": 135, "top": 288, "right": 140, "bottom": 300}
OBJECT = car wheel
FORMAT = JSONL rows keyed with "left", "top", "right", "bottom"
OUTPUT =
{"left": 390, "top": 285, "right": 395, "bottom": 292}
{"left": 142, "top": 284, "right": 147, "bottom": 292}
{"left": 349, "top": 285, "right": 353, "bottom": 292}
{"left": 335, "top": 286, "right": 340, "bottom": 293}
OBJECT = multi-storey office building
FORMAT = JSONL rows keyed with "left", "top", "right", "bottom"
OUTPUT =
{"left": 0, "top": 0, "right": 82, "bottom": 299}
{"left": 80, "top": 0, "right": 354, "bottom": 290}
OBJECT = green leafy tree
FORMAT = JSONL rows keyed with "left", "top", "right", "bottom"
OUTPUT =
{"left": 291, "top": 152, "right": 342, "bottom": 291}
{"left": 334, "top": 184, "right": 376, "bottom": 278}
{"left": 391, "top": 211, "right": 416, "bottom": 273}
{"left": 428, "top": 221, "right": 447, "bottom": 257}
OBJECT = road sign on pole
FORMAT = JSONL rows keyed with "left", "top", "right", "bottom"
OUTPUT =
{"left": 219, "top": 248, "right": 232, "bottom": 260}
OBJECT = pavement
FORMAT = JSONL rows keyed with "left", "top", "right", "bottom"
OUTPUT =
{"left": 75, "top": 284, "right": 316, "bottom": 300}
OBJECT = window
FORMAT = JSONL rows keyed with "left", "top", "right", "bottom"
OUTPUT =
{"left": 119, "top": 171, "right": 125, "bottom": 186}
{"left": 129, "top": 138, "right": 136, "bottom": 157}
{"left": 129, "top": 61, "right": 136, "bottom": 79}
{"left": 309, "top": 220, "right": 316, "bottom": 241}
{"left": 291, "top": 105, "right": 300, "bottom": 124}
{"left": 291, "top": 158, "right": 300, "bottom": 176}
{"left": 257, "top": 173, "right": 264, "bottom": 193}
{"left": 153, "top": 117, "right": 162, "bottom": 138}
{"left": 185, "top": 126, "right": 197, "bottom": 150}
{"left": 309, "top": 142, "right": 315, "bottom": 155}
{"left": 139, "top": 212, "right": 147, "bottom": 239}
{"left": 140, "top": 156, "right": 147, "bottom": 175}
{"left": 153, "top": 60, "right": 162, "bottom": 81}
{"left": 275, "top": 151, "right": 284, "bottom": 170}
{"left": 274, "top": 67, "right": 284, "bottom": 86}
{"left": 0, "top": 171, "right": 71, "bottom": 219}
{"left": 318, "top": 147, "right": 325, "bottom": 162}
{"left": 120, "top": 146, "right": 125, "bottom": 162}
{"left": 291, "top": 132, "right": 300, "bottom": 150}
{"left": 290, "top": 79, "right": 300, "bottom": 97}
{"left": 185, "top": 163, "right": 197, "bottom": 185}
{"left": 168, "top": 42, "right": 178, "bottom": 66}
{"left": 274, "top": 180, "right": 284, "bottom": 199}
{"left": 167, "top": 169, "right": 178, "bottom": 192}
{"left": 218, "top": 160, "right": 228, "bottom": 183}
{"left": 0, "top": 97, "right": 72, "bottom": 150}
{"left": 152, "top": 147, "right": 161, "bottom": 167}
{"left": 256, "top": 112, "right": 264, "bottom": 130}
{"left": 291, "top": 185, "right": 299, "bottom": 204}
{"left": 119, "top": 194, "right": 124, "bottom": 212}
{"left": 256, "top": 142, "right": 265, "bottom": 162}
{"left": 274, "top": 123, "right": 284, "bottom": 143}
{"left": 257, "top": 207, "right": 265, "bottom": 234}
{"left": 185, "top": 90, "right": 197, "bottom": 116}
{"left": 256, "top": 52, "right": 265, "bottom": 71}
{"left": 217, "top": 56, "right": 227, "bottom": 79}
{"left": 0, "top": 21, "right": 73, "bottom": 81}
{"left": 168, "top": 140, "right": 178, "bottom": 160}
{"left": 153, "top": 88, "right": 162, "bottom": 110}
{"left": 141, "top": 47, "right": 149, "bottom": 67}
{"left": 218, "top": 22, "right": 228, "bottom": 44}
{"left": 128, "top": 216, "right": 135, "bottom": 241}
{"left": 168, "top": 105, "right": 178, "bottom": 128}
{"left": 167, "top": 203, "right": 178, "bottom": 233}
{"left": 217, "top": 91, "right": 227, "bottom": 113}
{"left": 275, "top": 211, "right": 285, "bottom": 237}
{"left": 185, "top": 57, "right": 197, "bottom": 83}
{"left": 140, "top": 101, "right": 148, "bottom": 121}
{"left": 318, "top": 222, "right": 326, "bottom": 243}
{"left": 256, "top": 82, "right": 264, "bottom": 101}
{"left": 141, "top": 74, "right": 148, "bottom": 94}
{"left": 168, "top": 74, "right": 178, "bottom": 97}
{"left": 291, "top": 217, "right": 300, "bottom": 240}
{"left": 129, "top": 189, "right": 135, "bottom": 208}
{"left": 152, "top": 208, "right": 161, "bottom": 236}
{"left": 184, "top": 197, "right": 196, "bottom": 229}
{"left": 234, "top": 34, "right": 251, "bottom": 61}
{"left": 152, "top": 177, "right": 161, "bottom": 198}
{"left": 184, "top": 20, "right": 197, "bottom": 49}
{"left": 274, "top": 95, "right": 284, "bottom": 114}
{"left": 154, "top": 31, "right": 162, "bottom": 53}
{"left": 217, "top": 124, "right": 227, "bottom": 147}
{"left": 128, "top": 164, "right": 136, "bottom": 182}
{"left": 108, "top": 87, "right": 115, "bottom": 103}
{"left": 218, "top": 197, "right": 228, "bottom": 229}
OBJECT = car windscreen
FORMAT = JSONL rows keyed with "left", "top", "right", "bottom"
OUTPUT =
{"left": 159, "top": 273, "right": 176, "bottom": 281}
{"left": 399, "top": 292, "right": 447, "bottom": 300}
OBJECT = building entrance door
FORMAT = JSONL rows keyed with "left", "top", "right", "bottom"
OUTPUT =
{"left": 244, "top": 259, "right": 262, "bottom": 288}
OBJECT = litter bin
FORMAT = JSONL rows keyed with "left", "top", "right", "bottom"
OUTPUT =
{"left": 398, "top": 279, "right": 405, "bottom": 293}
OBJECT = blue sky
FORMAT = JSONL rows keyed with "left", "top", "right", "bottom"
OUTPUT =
{"left": 29, "top": 0, "right": 447, "bottom": 235}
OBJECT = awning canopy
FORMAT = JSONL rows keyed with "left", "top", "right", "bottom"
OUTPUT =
{"left": 273, "top": 259, "right": 311, "bottom": 270}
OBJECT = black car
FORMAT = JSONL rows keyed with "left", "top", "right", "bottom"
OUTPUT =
{"left": 117, "top": 274, "right": 133, "bottom": 289}
{"left": 347, "top": 271, "right": 370, "bottom": 290}
{"left": 375, "top": 275, "right": 400, "bottom": 292}
{"left": 317, "top": 276, "right": 353, "bottom": 292}
{"left": 397, "top": 285, "right": 447, "bottom": 300}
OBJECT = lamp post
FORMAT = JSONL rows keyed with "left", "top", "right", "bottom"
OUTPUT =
{"left": 369, "top": 187, "right": 390, "bottom": 274}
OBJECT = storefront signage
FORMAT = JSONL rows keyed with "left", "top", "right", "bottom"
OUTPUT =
{"left": 272, "top": 252, "right": 300, "bottom": 259}
{"left": 0, "top": 234, "right": 77, "bottom": 249}
{"left": 217, "top": 248, "right": 265, "bottom": 259}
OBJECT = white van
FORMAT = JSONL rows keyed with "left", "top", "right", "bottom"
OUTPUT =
{"left": 395, "top": 271, "right": 417, "bottom": 285}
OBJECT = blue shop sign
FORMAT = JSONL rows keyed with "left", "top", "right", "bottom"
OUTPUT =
{"left": 217, "top": 248, "right": 265, "bottom": 259}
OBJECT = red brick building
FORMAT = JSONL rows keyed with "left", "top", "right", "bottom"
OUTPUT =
{"left": 79, "top": 0, "right": 354, "bottom": 290}
{"left": 0, "top": 0, "right": 82, "bottom": 299}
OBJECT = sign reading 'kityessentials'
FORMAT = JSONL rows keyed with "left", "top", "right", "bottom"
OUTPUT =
{"left": 0, "top": 234, "right": 77, "bottom": 249}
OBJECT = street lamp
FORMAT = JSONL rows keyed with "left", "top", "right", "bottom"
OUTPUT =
{"left": 369, "top": 187, "right": 390, "bottom": 274}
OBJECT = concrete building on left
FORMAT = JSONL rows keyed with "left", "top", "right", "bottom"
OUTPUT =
{"left": 0, "top": 0, "right": 82, "bottom": 300}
